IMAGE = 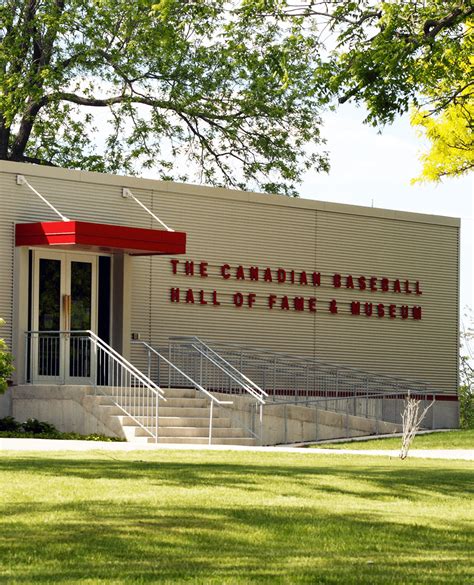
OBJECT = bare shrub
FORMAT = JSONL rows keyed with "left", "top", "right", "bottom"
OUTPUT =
{"left": 400, "top": 396, "right": 434, "bottom": 459}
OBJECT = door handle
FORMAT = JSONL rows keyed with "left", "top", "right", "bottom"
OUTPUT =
{"left": 62, "top": 294, "right": 71, "bottom": 331}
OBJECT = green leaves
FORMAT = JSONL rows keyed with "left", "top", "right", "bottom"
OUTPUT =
{"left": 0, "top": 1, "right": 470, "bottom": 192}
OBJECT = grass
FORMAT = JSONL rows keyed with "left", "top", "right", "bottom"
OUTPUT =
{"left": 0, "top": 449, "right": 473, "bottom": 584}
{"left": 312, "top": 429, "right": 474, "bottom": 451}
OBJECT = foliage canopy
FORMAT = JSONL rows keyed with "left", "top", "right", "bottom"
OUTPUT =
{"left": 0, "top": 1, "right": 471, "bottom": 194}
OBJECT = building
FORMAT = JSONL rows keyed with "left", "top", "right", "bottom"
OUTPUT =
{"left": 0, "top": 161, "right": 460, "bottom": 444}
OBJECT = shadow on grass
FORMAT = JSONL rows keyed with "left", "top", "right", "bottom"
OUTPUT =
{"left": 0, "top": 499, "right": 472, "bottom": 584}
{"left": 1, "top": 455, "right": 473, "bottom": 583}
{"left": 0, "top": 456, "right": 473, "bottom": 500}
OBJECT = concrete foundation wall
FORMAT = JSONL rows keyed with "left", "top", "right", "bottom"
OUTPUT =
{"left": 215, "top": 393, "right": 404, "bottom": 445}
{"left": 10, "top": 385, "right": 122, "bottom": 438}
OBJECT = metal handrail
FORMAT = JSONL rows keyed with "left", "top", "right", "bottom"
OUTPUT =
{"left": 170, "top": 336, "right": 267, "bottom": 403}
{"left": 25, "top": 330, "right": 165, "bottom": 442}
{"left": 27, "top": 329, "right": 165, "bottom": 398}
{"left": 132, "top": 341, "right": 232, "bottom": 407}
{"left": 132, "top": 340, "right": 264, "bottom": 444}
{"left": 168, "top": 337, "right": 437, "bottom": 400}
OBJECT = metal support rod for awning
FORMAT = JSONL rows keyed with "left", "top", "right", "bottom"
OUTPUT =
{"left": 17, "top": 175, "right": 70, "bottom": 222}
{"left": 122, "top": 188, "right": 174, "bottom": 232}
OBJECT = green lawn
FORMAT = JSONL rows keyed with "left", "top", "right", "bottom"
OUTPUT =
{"left": 0, "top": 450, "right": 473, "bottom": 584}
{"left": 312, "top": 429, "right": 474, "bottom": 451}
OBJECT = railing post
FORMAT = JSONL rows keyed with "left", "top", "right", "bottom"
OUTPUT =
{"left": 305, "top": 365, "right": 309, "bottom": 405}
{"left": 431, "top": 395, "right": 436, "bottom": 429}
{"left": 168, "top": 340, "right": 172, "bottom": 389}
{"left": 155, "top": 394, "right": 159, "bottom": 443}
{"left": 199, "top": 351, "right": 203, "bottom": 387}
{"left": 259, "top": 403, "right": 263, "bottom": 446}
{"left": 24, "top": 333, "right": 28, "bottom": 384}
{"left": 209, "top": 400, "right": 214, "bottom": 445}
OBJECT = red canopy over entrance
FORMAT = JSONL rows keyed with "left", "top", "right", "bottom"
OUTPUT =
{"left": 15, "top": 220, "right": 186, "bottom": 256}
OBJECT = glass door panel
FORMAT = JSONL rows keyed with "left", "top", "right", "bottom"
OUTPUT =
{"left": 69, "top": 261, "right": 93, "bottom": 378}
{"left": 37, "top": 258, "right": 61, "bottom": 377}
{"left": 67, "top": 256, "right": 97, "bottom": 383}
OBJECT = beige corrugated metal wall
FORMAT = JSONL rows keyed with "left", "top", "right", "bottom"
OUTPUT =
{"left": 140, "top": 188, "right": 459, "bottom": 393}
{"left": 0, "top": 161, "right": 459, "bottom": 393}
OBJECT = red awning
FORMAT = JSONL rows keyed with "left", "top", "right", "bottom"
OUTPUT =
{"left": 15, "top": 221, "right": 186, "bottom": 256}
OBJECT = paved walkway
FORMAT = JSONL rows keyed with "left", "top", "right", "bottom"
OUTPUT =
{"left": 1, "top": 438, "right": 473, "bottom": 460}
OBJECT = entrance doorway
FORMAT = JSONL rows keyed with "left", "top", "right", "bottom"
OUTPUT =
{"left": 30, "top": 250, "right": 98, "bottom": 383}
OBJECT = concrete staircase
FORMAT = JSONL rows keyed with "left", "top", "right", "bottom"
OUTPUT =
{"left": 97, "top": 387, "right": 257, "bottom": 445}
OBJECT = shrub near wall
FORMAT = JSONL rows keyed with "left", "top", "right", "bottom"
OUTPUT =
{"left": 0, "top": 318, "right": 13, "bottom": 393}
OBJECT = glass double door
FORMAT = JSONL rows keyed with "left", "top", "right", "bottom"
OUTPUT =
{"left": 31, "top": 251, "right": 98, "bottom": 383}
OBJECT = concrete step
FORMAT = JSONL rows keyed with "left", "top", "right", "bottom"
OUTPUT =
{"left": 150, "top": 437, "right": 257, "bottom": 446}
{"left": 97, "top": 395, "right": 210, "bottom": 408}
{"left": 111, "top": 414, "right": 231, "bottom": 428}
{"left": 162, "top": 388, "right": 200, "bottom": 398}
{"left": 134, "top": 425, "right": 248, "bottom": 438}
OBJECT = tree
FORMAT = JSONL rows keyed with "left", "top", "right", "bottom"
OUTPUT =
{"left": 460, "top": 309, "right": 474, "bottom": 429}
{"left": 0, "top": 1, "right": 471, "bottom": 195}
{"left": 0, "top": 0, "right": 330, "bottom": 195}
{"left": 411, "top": 98, "right": 473, "bottom": 182}
{"left": 243, "top": 1, "right": 472, "bottom": 123}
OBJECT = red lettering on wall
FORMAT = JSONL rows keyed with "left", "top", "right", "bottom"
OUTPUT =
{"left": 170, "top": 259, "right": 179, "bottom": 274}
{"left": 199, "top": 262, "right": 208, "bottom": 277}
{"left": 170, "top": 287, "right": 180, "bottom": 302}
{"left": 268, "top": 294, "right": 277, "bottom": 309}
{"left": 400, "top": 305, "right": 409, "bottom": 319}
{"left": 333, "top": 274, "right": 342, "bottom": 288}
{"left": 404, "top": 280, "right": 412, "bottom": 294}
{"left": 370, "top": 277, "right": 377, "bottom": 292}
{"left": 233, "top": 292, "right": 244, "bottom": 307}
{"left": 264, "top": 268, "right": 273, "bottom": 282}
{"left": 415, "top": 281, "right": 423, "bottom": 295}
{"left": 308, "top": 297, "right": 317, "bottom": 312}
{"left": 249, "top": 266, "right": 259, "bottom": 281}
{"left": 248, "top": 293, "right": 256, "bottom": 308}
{"left": 365, "top": 302, "right": 373, "bottom": 317}
{"left": 381, "top": 278, "right": 389, "bottom": 292}
{"left": 389, "top": 304, "right": 396, "bottom": 318}
{"left": 281, "top": 296, "right": 290, "bottom": 310}
{"left": 377, "top": 303, "right": 385, "bottom": 317}
{"left": 412, "top": 306, "right": 422, "bottom": 320}
{"left": 277, "top": 268, "right": 286, "bottom": 283}
{"left": 312, "top": 272, "right": 321, "bottom": 287}
{"left": 393, "top": 279, "right": 401, "bottom": 293}
{"left": 199, "top": 290, "right": 207, "bottom": 305}
{"left": 185, "top": 261, "right": 194, "bottom": 276}
{"left": 351, "top": 301, "right": 361, "bottom": 315}
{"left": 329, "top": 299, "right": 338, "bottom": 314}
{"left": 358, "top": 276, "right": 366, "bottom": 290}
{"left": 290, "top": 270, "right": 295, "bottom": 284}
{"left": 185, "top": 289, "right": 195, "bottom": 304}
{"left": 294, "top": 297, "right": 304, "bottom": 311}
{"left": 346, "top": 275, "right": 354, "bottom": 289}
{"left": 212, "top": 291, "right": 220, "bottom": 306}
{"left": 236, "top": 265, "right": 245, "bottom": 280}
{"left": 221, "top": 264, "right": 231, "bottom": 279}
{"left": 299, "top": 271, "right": 308, "bottom": 285}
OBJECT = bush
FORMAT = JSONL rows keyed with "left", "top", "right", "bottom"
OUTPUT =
{"left": 22, "top": 418, "right": 58, "bottom": 434}
{"left": 0, "top": 416, "right": 124, "bottom": 441}
{"left": 459, "top": 385, "right": 474, "bottom": 429}
{"left": 0, "top": 416, "right": 21, "bottom": 431}
{"left": 0, "top": 318, "right": 14, "bottom": 393}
